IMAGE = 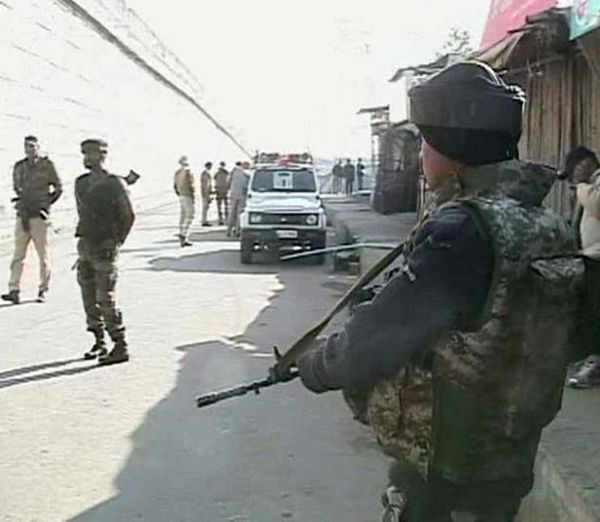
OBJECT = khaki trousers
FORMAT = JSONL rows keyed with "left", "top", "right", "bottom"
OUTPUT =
{"left": 8, "top": 218, "right": 51, "bottom": 292}
{"left": 216, "top": 193, "right": 229, "bottom": 224}
{"left": 227, "top": 198, "right": 245, "bottom": 235}
{"left": 178, "top": 195, "right": 195, "bottom": 239}
{"left": 201, "top": 195, "right": 211, "bottom": 224}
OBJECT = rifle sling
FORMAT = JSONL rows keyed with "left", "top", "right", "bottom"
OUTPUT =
{"left": 272, "top": 241, "right": 406, "bottom": 375}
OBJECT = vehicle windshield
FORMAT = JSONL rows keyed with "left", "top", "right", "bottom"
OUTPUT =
{"left": 251, "top": 169, "right": 316, "bottom": 193}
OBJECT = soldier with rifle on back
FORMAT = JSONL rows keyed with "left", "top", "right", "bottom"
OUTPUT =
{"left": 75, "top": 139, "right": 135, "bottom": 366}
{"left": 198, "top": 62, "right": 589, "bottom": 521}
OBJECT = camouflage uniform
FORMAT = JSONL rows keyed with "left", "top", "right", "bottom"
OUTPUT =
{"left": 76, "top": 237, "right": 124, "bottom": 340}
{"left": 75, "top": 161, "right": 134, "bottom": 352}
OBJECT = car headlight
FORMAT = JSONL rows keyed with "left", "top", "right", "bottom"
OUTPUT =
{"left": 305, "top": 214, "right": 318, "bottom": 226}
{"left": 249, "top": 212, "right": 263, "bottom": 224}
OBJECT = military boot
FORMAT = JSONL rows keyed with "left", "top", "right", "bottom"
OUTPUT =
{"left": 84, "top": 329, "right": 108, "bottom": 360}
{"left": 98, "top": 338, "right": 129, "bottom": 366}
{"left": 1, "top": 290, "right": 20, "bottom": 304}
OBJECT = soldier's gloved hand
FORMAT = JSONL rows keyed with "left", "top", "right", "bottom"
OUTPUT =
{"left": 297, "top": 338, "right": 332, "bottom": 394}
{"left": 268, "top": 346, "right": 297, "bottom": 383}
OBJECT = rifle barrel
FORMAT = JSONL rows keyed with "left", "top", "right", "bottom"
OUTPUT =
{"left": 196, "top": 377, "right": 274, "bottom": 408}
{"left": 196, "top": 371, "right": 299, "bottom": 409}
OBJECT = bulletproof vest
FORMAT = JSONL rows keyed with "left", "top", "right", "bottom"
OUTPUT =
{"left": 364, "top": 161, "right": 584, "bottom": 482}
{"left": 430, "top": 195, "right": 583, "bottom": 482}
{"left": 75, "top": 173, "right": 123, "bottom": 244}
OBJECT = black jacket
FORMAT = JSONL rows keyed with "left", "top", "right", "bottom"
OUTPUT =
{"left": 298, "top": 206, "right": 494, "bottom": 393}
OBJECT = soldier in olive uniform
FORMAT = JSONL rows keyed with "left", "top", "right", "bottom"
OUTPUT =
{"left": 75, "top": 139, "right": 135, "bottom": 366}
{"left": 295, "top": 62, "right": 583, "bottom": 521}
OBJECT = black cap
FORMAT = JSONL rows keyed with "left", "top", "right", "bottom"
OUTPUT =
{"left": 409, "top": 61, "right": 525, "bottom": 136}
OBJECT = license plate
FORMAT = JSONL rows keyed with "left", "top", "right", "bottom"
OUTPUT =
{"left": 277, "top": 230, "right": 298, "bottom": 239}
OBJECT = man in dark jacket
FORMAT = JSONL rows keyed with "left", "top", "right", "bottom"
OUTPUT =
{"left": 296, "top": 62, "right": 582, "bottom": 521}
{"left": 343, "top": 159, "right": 355, "bottom": 194}
{"left": 214, "top": 161, "right": 230, "bottom": 225}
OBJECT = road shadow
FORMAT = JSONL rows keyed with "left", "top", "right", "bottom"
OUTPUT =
{"left": 145, "top": 244, "right": 326, "bottom": 276}
{"left": 146, "top": 249, "right": 282, "bottom": 275}
{"left": 0, "top": 357, "right": 83, "bottom": 379}
{"left": 0, "top": 298, "right": 39, "bottom": 309}
{"left": 0, "top": 359, "right": 102, "bottom": 389}
{"left": 188, "top": 228, "right": 236, "bottom": 242}
{"left": 71, "top": 257, "right": 386, "bottom": 521}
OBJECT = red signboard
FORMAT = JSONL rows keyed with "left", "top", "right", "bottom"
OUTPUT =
{"left": 480, "top": 0, "right": 559, "bottom": 50}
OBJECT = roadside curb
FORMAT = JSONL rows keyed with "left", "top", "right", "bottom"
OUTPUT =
{"left": 322, "top": 195, "right": 415, "bottom": 281}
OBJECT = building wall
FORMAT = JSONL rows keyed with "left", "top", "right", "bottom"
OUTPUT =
{"left": 0, "top": 0, "right": 242, "bottom": 239}
{"left": 511, "top": 51, "right": 600, "bottom": 218}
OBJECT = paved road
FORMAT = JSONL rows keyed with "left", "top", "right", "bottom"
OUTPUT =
{"left": 0, "top": 204, "right": 389, "bottom": 522}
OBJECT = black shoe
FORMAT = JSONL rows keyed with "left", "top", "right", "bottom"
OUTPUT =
{"left": 201, "top": 222, "right": 212, "bottom": 227}
{"left": 182, "top": 240, "right": 193, "bottom": 247}
{"left": 1, "top": 290, "right": 20, "bottom": 304}
{"left": 36, "top": 291, "right": 46, "bottom": 303}
{"left": 568, "top": 355, "right": 600, "bottom": 388}
{"left": 84, "top": 344, "right": 108, "bottom": 360}
{"left": 98, "top": 342, "right": 130, "bottom": 366}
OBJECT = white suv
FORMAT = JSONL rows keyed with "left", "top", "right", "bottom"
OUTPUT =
{"left": 239, "top": 164, "right": 326, "bottom": 264}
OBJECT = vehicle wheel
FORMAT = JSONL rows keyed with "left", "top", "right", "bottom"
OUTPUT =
{"left": 240, "top": 238, "right": 253, "bottom": 264}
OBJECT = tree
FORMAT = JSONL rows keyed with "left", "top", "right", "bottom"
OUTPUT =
{"left": 439, "top": 27, "right": 474, "bottom": 57}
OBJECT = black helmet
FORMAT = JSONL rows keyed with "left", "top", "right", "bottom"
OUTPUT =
{"left": 409, "top": 61, "right": 525, "bottom": 136}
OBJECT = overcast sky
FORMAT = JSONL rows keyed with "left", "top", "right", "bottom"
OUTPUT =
{"left": 126, "top": 0, "right": 492, "bottom": 157}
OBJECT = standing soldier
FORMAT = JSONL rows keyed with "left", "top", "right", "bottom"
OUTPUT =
{"left": 2, "top": 135, "right": 63, "bottom": 305}
{"left": 343, "top": 158, "right": 355, "bottom": 194}
{"left": 294, "top": 62, "right": 583, "bottom": 520}
{"left": 75, "top": 139, "right": 135, "bottom": 365}
{"left": 331, "top": 159, "right": 343, "bottom": 194}
{"left": 214, "top": 161, "right": 230, "bottom": 226}
{"left": 173, "top": 155, "right": 195, "bottom": 247}
{"left": 200, "top": 161, "right": 213, "bottom": 227}
{"left": 356, "top": 158, "right": 366, "bottom": 191}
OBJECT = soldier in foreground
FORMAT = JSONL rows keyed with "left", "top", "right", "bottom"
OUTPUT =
{"left": 75, "top": 139, "right": 135, "bottom": 365}
{"left": 294, "top": 62, "right": 582, "bottom": 520}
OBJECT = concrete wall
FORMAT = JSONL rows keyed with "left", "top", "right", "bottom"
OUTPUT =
{"left": 0, "top": 0, "right": 244, "bottom": 240}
